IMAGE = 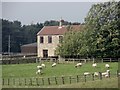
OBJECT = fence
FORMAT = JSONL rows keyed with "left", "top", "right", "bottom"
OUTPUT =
{"left": 1, "top": 57, "right": 37, "bottom": 65}
{"left": 2, "top": 71, "right": 119, "bottom": 87}
{"left": 1, "top": 57, "right": 119, "bottom": 65}
{"left": 58, "top": 58, "right": 119, "bottom": 64}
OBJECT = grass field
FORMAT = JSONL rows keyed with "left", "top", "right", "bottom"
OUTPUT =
{"left": 2, "top": 61, "right": 118, "bottom": 88}
{"left": 2, "top": 62, "right": 118, "bottom": 78}
{"left": 2, "top": 77, "right": 118, "bottom": 88}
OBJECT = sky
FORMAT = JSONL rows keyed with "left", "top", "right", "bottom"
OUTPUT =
{"left": 2, "top": 2, "right": 99, "bottom": 25}
{"left": 2, "top": 0, "right": 120, "bottom": 25}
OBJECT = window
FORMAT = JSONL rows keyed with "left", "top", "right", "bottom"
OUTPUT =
{"left": 59, "top": 36, "right": 63, "bottom": 43}
{"left": 40, "top": 36, "right": 44, "bottom": 43}
{"left": 48, "top": 36, "right": 52, "bottom": 43}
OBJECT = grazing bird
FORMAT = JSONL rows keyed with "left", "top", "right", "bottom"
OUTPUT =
{"left": 52, "top": 62, "right": 56, "bottom": 67}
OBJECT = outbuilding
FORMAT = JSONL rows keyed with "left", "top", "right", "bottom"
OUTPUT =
{"left": 21, "top": 43, "right": 37, "bottom": 54}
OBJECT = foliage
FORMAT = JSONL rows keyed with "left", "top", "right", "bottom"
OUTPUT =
{"left": 2, "top": 19, "right": 43, "bottom": 52}
{"left": 2, "top": 19, "right": 23, "bottom": 52}
{"left": 56, "top": 1, "right": 120, "bottom": 58}
{"left": 85, "top": 1, "right": 120, "bottom": 57}
{"left": 56, "top": 27, "right": 85, "bottom": 57}
{"left": 44, "top": 20, "right": 80, "bottom": 26}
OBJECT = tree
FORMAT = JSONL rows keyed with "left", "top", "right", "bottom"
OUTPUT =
{"left": 56, "top": 1, "right": 120, "bottom": 58}
{"left": 56, "top": 26, "right": 85, "bottom": 57}
{"left": 2, "top": 19, "right": 43, "bottom": 53}
{"left": 85, "top": 1, "right": 120, "bottom": 58}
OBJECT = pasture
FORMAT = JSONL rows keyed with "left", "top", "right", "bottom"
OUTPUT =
{"left": 2, "top": 61, "right": 118, "bottom": 88}
{"left": 2, "top": 62, "right": 118, "bottom": 78}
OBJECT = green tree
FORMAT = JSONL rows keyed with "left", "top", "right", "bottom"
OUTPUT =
{"left": 56, "top": 26, "right": 85, "bottom": 57}
{"left": 56, "top": 1, "right": 120, "bottom": 58}
{"left": 85, "top": 1, "right": 120, "bottom": 57}
{"left": 2, "top": 19, "right": 43, "bottom": 53}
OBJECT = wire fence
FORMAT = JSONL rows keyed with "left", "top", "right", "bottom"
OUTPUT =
{"left": 1, "top": 56, "right": 119, "bottom": 65}
{"left": 2, "top": 71, "right": 119, "bottom": 87}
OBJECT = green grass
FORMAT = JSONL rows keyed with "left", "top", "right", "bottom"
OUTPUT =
{"left": 2, "top": 62, "right": 118, "bottom": 78}
{"left": 40, "top": 77, "right": 118, "bottom": 88}
{"left": 2, "top": 62, "right": 118, "bottom": 88}
{"left": 2, "top": 77, "right": 118, "bottom": 88}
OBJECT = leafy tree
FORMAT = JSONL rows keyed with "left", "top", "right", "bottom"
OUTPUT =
{"left": 2, "top": 19, "right": 43, "bottom": 53}
{"left": 44, "top": 20, "right": 80, "bottom": 26}
{"left": 56, "top": 1, "right": 120, "bottom": 58}
{"left": 56, "top": 26, "right": 85, "bottom": 57}
{"left": 85, "top": 1, "right": 120, "bottom": 58}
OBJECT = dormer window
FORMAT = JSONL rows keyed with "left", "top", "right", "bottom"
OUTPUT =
{"left": 40, "top": 36, "right": 44, "bottom": 43}
{"left": 48, "top": 36, "right": 52, "bottom": 43}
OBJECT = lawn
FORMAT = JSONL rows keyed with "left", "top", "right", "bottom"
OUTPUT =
{"left": 2, "top": 62, "right": 118, "bottom": 78}
{"left": 2, "top": 62, "right": 118, "bottom": 88}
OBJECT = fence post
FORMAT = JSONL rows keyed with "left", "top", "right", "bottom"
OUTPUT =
{"left": 13, "top": 78, "right": 15, "bottom": 85}
{"left": 29, "top": 78, "right": 32, "bottom": 85}
{"left": 117, "top": 70, "right": 119, "bottom": 77}
{"left": 41, "top": 78, "right": 44, "bottom": 85}
{"left": 2, "top": 78, "right": 4, "bottom": 86}
{"left": 36, "top": 78, "right": 39, "bottom": 86}
{"left": 92, "top": 73, "right": 94, "bottom": 81}
{"left": 73, "top": 58, "right": 75, "bottom": 63}
{"left": 24, "top": 78, "right": 26, "bottom": 85}
{"left": 19, "top": 78, "right": 21, "bottom": 86}
{"left": 76, "top": 75, "right": 79, "bottom": 83}
{"left": 8, "top": 78, "right": 10, "bottom": 85}
{"left": 102, "top": 59, "right": 103, "bottom": 63}
{"left": 17, "top": 59, "right": 19, "bottom": 64}
{"left": 108, "top": 71, "right": 110, "bottom": 78}
{"left": 93, "top": 58, "right": 95, "bottom": 63}
{"left": 36, "top": 58, "right": 38, "bottom": 63}
{"left": 62, "top": 76, "right": 65, "bottom": 84}
{"left": 69, "top": 76, "right": 72, "bottom": 84}
{"left": 84, "top": 75, "right": 86, "bottom": 82}
{"left": 99, "top": 72, "right": 102, "bottom": 80}
{"left": 48, "top": 78, "right": 50, "bottom": 85}
{"left": 110, "top": 58, "right": 111, "bottom": 62}
{"left": 54, "top": 77, "right": 58, "bottom": 85}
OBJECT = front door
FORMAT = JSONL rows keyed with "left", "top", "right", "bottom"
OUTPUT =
{"left": 43, "top": 50, "right": 48, "bottom": 58}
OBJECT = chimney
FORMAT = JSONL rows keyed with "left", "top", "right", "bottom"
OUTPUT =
{"left": 59, "top": 20, "right": 62, "bottom": 27}
{"left": 59, "top": 18, "right": 64, "bottom": 29}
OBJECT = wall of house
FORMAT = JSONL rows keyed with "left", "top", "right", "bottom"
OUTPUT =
{"left": 37, "top": 35, "right": 62, "bottom": 57}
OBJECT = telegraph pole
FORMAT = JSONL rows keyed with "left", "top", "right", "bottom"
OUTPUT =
{"left": 8, "top": 35, "right": 10, "bottom": 55}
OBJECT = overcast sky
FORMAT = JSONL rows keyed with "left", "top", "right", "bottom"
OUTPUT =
{"left": 2, "top": 2, "right": 98, "bottom": 25}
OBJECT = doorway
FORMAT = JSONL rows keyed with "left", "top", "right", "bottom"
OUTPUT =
{"left": 43, "top": 49, "right": 48, "bottom": 58}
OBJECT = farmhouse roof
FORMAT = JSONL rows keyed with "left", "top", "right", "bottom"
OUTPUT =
{"left": 37, "top": 25, "right": 84, "bottom": 35}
